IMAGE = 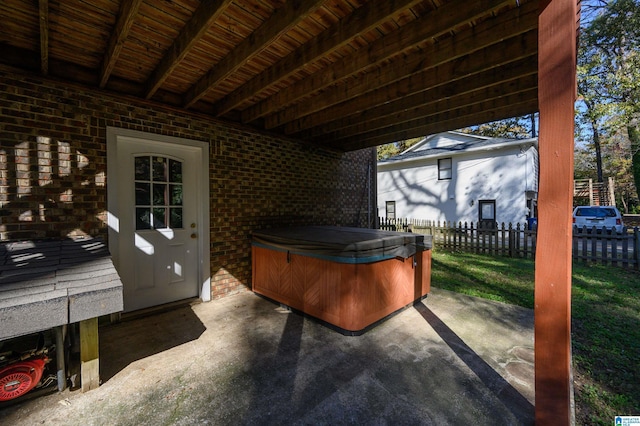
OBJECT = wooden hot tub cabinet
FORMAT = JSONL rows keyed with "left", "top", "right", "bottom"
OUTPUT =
{"left": 251, "top": 226, "right": 431, "bottom": 333}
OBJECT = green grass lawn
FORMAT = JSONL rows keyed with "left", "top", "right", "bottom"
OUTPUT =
{"left": 431, "top": 250, "right": 640, "bottom": 426}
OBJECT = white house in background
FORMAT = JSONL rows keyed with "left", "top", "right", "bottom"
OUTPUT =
{"left": 377, "top": 131, "right": 539, "bottom": 227}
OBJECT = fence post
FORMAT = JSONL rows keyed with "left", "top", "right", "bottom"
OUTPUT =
{"left": 635, "top": 227, "right": 640, "bottom": 270}
{"left": 508, "top": 223, "right": 514, "bottom": 257}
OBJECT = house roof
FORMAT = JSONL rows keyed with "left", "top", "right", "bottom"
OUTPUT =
{"left": 0, "top": 0, "right": 545, "bottom": 152}
{"left": 379, "top": 131, "right": 538, "bottom": 165}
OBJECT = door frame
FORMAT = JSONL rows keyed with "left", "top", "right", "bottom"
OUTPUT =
{"left": 478, "top": 199, "right": 496, "bottom": 229}
{"left": 106, "top": 127, "right": 211, "bottom": 305}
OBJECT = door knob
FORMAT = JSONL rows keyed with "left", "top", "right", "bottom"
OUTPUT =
{"left": 191, "top": 233, "right": 197, "bottom": 239}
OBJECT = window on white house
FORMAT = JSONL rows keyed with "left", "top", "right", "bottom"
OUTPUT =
{"left": 438, "top": 158, "right": 452, "bottom": 180}
{"left": 386, "top": 201, "right": 396, "bottom": 219}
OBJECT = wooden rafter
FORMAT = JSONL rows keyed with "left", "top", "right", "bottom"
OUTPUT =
{"left": 38, "top": 0, "right": 48, "bottom": 76}
{"left": 333, "top": 90, "right": 539, "bottom": 150}
{"left": 145, "top": 0, "right": 233, "bottom": 99}
{"left": 294, "top": 58, "right": 537, "bottom": 139}
{"left": 99, "top": 0, "right": 143, "bottom": 89}
{"left": 182, "top": 0, "right": 325, "bottom": 109}
{"left": 283, "top": 3, "right": 539, "bottom": 135}
{"left": 336, "top": 98, "right": 539, "bottom": 151}
{"left": 266, "top": 27, "right": 538, "bottom": 131}
{"left": 242, "top": 0, "right": 517, "bottom": 124}
{"left": 211, "top": 0, "right": 424, "bottom": 117}
{"left": 304, "top": 71, "right": 539, "bottom": 142}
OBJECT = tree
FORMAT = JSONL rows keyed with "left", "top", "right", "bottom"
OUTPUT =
{"left": 458, "top": 114, "right": 537, "bottom": 139}
{"left": 577, "top": 0, "right": 640, "bottom": 201}
{"left": 376, "top": 137, "right": 423, "bottom": 160}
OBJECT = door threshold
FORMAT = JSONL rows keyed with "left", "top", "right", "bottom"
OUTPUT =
{"left": 114, "top": 297, "right": 202, "bottom": 323}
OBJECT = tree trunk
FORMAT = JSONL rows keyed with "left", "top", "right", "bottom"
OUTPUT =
{"left": 628, "top": 124, "right": 640, "bottom": 202}
{"left": 591, "top": 120, "right": 604, "bottom": 183}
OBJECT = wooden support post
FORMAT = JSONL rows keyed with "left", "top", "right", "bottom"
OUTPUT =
{"left": 55, "top": 325, "right": 66, "bottom": 392}
{"left": 535, "top": 0, "right": 577, "bottom": 424}
{"left": 79, "top": 318, "right": 100, "bottom": 392}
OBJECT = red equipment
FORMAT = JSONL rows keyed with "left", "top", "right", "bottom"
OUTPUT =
{"left": 0, "top": 357, "right": 47, "bottom": 401}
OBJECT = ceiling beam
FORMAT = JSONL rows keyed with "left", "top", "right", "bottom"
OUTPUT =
{"left": 283, "top": 4, "right": 538, "bottom": 135}
{"left": 99, "top": 0, "right": 143, "bottom": 89}
{"left": 183, "top": 0, "right": 325, "bottom": 109}
{"left": 211, "top": 0, "right": 424, "bottom": 116}
{"left": 296, "top": 57, "right": 537, "bottom": 139}
{"left": 305, "top": 65, "right": 538, "bottom": 141}
{"left": 145, "top": 0, "right": 232, "bottom": 99}
{"left": 242, "top": 0, "right": 520, "bottom": 124}
{"left": 269, "top": 27, "right": 538, "bottom": 130}
{"left": 322, "top": 80, "right": 538, "bottom": 144}
{"left": 333, "top": 94, "right": 539, "bottom": 151}
{"left": 342, "top": 89, "right": 539, "bottom": 146}
{"left": 38, "top": 0, "right": 48, "bottom": 76}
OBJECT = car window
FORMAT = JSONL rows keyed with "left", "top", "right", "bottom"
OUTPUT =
{"left": 575, "top": 208, "right": 618, "bottom": 218}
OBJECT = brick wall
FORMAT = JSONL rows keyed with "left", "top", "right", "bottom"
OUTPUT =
{"left": 0, "top": 69, "right": 376, "bottom": 298}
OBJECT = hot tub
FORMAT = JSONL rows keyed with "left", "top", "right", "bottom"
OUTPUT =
{"left": 251, "top": 226, "right": 432, "bottom": 333}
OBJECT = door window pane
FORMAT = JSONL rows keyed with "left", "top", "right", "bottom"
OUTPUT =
{"left": 136, "top": 208, "right": 151, "bottom": 230}
{"left": 152, "top": 208, "right": 167, "bottom": 229}
{"left": 135, "top": 157, "right": 150, "bottom": 181}
{"left": 481, "top": 203, "right": 495, "bottom": 220}
{"left": 170, "top": 208, "right": 183, "bottom": 228}
{"left": 170, "top": 184, "right": 183, "bottom": 206}
{"left": 153, "top": 183, "right": 167, "bottom": 205}
{"left": 153, "top": 156, "right": 167, "bottom": 182}
{"left": 135, "top": 182, "right": 150, "bottom": 205}
{"left": 169, "top": 159, "right": 182, "bottom": 183}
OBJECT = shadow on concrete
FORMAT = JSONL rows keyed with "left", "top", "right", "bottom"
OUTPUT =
{"left": 0, "top": 291, "right": 535, "bottom": 425}
{"left": 413, "top": 302, "right": 534, "bottom": 422}
{"left": 99, "top": 305, "right": 206, "bottom": 382}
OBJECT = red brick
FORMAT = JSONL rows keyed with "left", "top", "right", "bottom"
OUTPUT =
{"left": 0, "top": 70, "right": 376, "bottom": 299}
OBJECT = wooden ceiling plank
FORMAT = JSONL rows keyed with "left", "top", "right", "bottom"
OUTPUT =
{"left": 268, "top": 26, "right": 538, "bottom": 130}
{"left": 284, "top": 8, "right": 539, "bottom": 136}
{"left": 183, "top": 0, "right": 326, "bottom": 109}
{"left": 339, "top": 89, "right": 539, "bottom": 146}
{"left": 335, "top": 96, "right": 539, "bottom": 150}
{"left": 145, "top": 0, "right": 233, "bottom": 99}
{"left": 323, "top": 81, "right": 539, "bottom": 144}
{"left": 303, "top": 67, "right": 538, "bottom": 141}
{"left": 99, "top": 0, "right": 144, "bottom": 89}
{"left": 243, "top": 0, "right": 524, "bottom": 124}
{"left": 38, "top": 0, "right": 49, "bottom": 76}
{"left": 294, "top": 56, "right": 538, "bottom": 139}
{"left": 211, "top": 0, "right": 424, "bottom": 116}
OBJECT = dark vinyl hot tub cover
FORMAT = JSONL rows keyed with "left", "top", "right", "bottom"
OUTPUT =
{"left": 252, "top": 226, "right": 431, "bottom": 264}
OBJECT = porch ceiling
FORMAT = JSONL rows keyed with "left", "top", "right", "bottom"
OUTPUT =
{"left": 0, "top": 0, "right": 541, "bottom": 151}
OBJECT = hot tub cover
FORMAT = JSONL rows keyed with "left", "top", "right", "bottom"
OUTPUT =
{"left": 252, "top": 226, "right": 431, "bottom": 264}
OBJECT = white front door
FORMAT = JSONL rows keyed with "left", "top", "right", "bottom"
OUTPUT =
{"left": 107, "top": 128, "right": 210, "bottom": 312}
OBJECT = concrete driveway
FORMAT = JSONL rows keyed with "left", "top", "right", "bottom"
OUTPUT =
{"left": 0, "top": 288, "right": 534, "bottom": 425}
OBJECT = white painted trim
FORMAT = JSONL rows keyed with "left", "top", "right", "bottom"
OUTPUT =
{"left": 106, "top": 127, "right": 211, "bottom": 304}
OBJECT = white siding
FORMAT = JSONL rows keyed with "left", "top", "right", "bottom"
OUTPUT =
{"left": 377, "top": 144, "right": 536, "bottom": 226}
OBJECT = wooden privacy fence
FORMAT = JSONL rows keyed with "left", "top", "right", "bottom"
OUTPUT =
{"left": 378, "top": 217, "right": 640, "bottom": 269}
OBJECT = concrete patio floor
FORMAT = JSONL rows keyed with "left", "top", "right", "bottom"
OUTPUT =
{"left": 0, "top": 288, "right": 535, "bottom": 425}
